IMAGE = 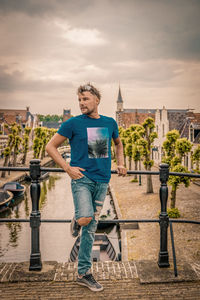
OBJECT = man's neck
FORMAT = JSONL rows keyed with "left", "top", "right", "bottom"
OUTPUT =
{"left": 85, "top": 112, "right": 100, "bottom": 119}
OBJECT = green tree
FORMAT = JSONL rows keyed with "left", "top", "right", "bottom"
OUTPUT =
{"left": 21, "top": 127, "right": 32, "bottom": 164}
{"left": 192, "top": 145, "right": 200, "bottom": 171}
{"left": 1, "top": 147, "right": 10, "bottom": 178}
{"left": 124, "top": 128, "right": 132, "bottom": 170}
{"left": 118, "top": 127, "right": 127, "bottom": 167}
{"left": 168, "top": 165, "right": 190, "bottom": 209}
{"left": 33, "top": 127, "right": 43, "bottom": 158}
{"left": 175, "top": 138, "right": 192, "bottom": 163}
{"left": 139, "top": 117, "right": 158, "bottom": 193}
{"left": 33, "top": 127, "right": 57, "bottom": 159}
{"left": 130, "top": 124, "right": 145, "bottom": 180}
{"left": 38, "top": 114, "right": 62, "bottom": 122}
{"left": 162, "top": 130, "right": 193, "bottom": 208}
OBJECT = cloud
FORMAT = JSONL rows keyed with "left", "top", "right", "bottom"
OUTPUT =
{"left": 63, "top": 28, "right": 107, "bottom": 46}
{"left": 0, "top": 0, "right": 200, "bottom": 115}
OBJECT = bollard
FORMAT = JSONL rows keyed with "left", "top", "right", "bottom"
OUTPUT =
{"left": 158, "top": 163, "right": 170, "bottom": 267}
{"left": 29, "top": 159, "right": 42, "bottom": 271}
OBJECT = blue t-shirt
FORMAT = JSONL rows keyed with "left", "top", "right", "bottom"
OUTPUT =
{"left": 57, "top": 114, "right": 119, "bottom": 183}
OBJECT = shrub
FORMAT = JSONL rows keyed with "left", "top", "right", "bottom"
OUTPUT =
{"left": 167, "top": 208, "right": 180, "bottom": 218}
{"left": 130, "top": 179, "right": 138, "bottom": 183}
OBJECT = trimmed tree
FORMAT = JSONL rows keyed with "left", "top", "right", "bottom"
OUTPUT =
{"left": 192, "top": 145, "right": 200, "bottom": 172}
{"left": 130, "top": 125, "right": 145, "bottom": 180}
{"left": 168, "top": 165, "right": 190, "bottom": 209}
{"left": 21, "top": 127, "right": 32, "bottom": 164}
{"left": 162, "top": 130, "right": 193, "bottom": 209}
{"left": 139, "top": 117, "right": 158, "bottom": 193}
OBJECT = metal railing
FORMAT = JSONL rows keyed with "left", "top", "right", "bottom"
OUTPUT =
{"left": 0, "top": 160, "right": 200, "bottom": 277}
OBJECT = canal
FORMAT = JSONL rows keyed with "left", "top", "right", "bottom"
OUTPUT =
{"left": 0, "top": 166, "right": 120, "bottom": 263}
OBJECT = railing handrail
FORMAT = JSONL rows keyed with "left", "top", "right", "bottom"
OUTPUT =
{"left": 0, "top": 165, "right": 200, "bottom": 178}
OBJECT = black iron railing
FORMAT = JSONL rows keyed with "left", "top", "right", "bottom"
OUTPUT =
{"left": 0, "top": 160, "right": 200, "bottom": 277}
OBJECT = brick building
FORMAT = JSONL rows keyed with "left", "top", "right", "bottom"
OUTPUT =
{"left": 0, "top": 107, "right": 37, "bottom": 135}
{"left": 116, "top": 86, "right": 200, "bottom": 168}
{"left": 63, "top": 109, "right": 72, "bottom": 122}
{"left": 0, "top": 107, "right": 38, "bottom": 155}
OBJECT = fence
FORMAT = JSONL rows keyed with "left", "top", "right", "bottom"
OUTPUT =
{"left": 0, "top": 160, "right": 200, "bottom": 277}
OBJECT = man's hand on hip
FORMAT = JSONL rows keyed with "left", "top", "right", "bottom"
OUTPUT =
{"left": 65, "top": 165, "right": 85, "bottom": 179}
{"left": 117, "top": 165, "right": 127, "bottom": 176}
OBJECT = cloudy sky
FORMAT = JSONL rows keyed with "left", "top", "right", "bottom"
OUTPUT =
{"left": 0, "top": 0, "right": 200, "bottom": 118}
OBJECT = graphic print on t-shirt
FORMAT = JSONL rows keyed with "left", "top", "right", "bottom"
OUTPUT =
{"left": 87, "top": 127, "right": 109, "bottom": 158}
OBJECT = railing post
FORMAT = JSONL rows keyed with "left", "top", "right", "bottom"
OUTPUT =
{"left": 29, "top": 159, "right": 42, "bottom": 271}
{"left": 139, "top": 174, "right": 142, "bottom": 186}
{"left": 158, "top": 163, "right": 170, "bottom": 267}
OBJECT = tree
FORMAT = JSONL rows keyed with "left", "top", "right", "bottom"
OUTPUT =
{"left": 1, "top": 123, "right": 22, "bottom": 176}
{"left": 1, "top": 147, "right": 10, "bottom": 178}
{"left": 162, "top": 130, "right": 180, "bottom": 165}
{"left": 118, "top": 127, "right": 127, "bottom": 167}
{"left": 33, "top": 127, "right": 43, "bottom": 159}
{"left": 175, "top": 138, "right": 192, "bottom": 163}
{"left": 21, "top": 127, "right": 32, "bottom": 164}
{"left": 139, "top": 117, "right": 158, "bottom": 193}
{"left": 33, "top": 127, "right": 57, "bottom": 159}
{"left": 130, "top": 125, "right": 144, "bottom": 180}
{"left": 192, "top": 145, "right": 200, "bottom": 171}
{"left": 168, "top": 165, "right": 190, "bottom": 209}
{"left": 124, "top": 128, "right": 133, "bottom": 170}
{"left": 162, "top": 130, "right": 193, "bottom": 208}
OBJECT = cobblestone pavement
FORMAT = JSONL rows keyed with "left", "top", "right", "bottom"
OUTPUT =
{"left": 1, "top": 280, "right": 200, "bottom": 300}
{"left": 0, "top": 261, "right": 200, "bottom": 299}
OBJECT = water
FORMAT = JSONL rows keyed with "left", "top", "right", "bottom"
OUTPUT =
{"left": 0, "top": 171, "right": 120, "bottom": 263}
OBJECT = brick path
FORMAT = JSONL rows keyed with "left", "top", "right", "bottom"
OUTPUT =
{"left": 0, "top": 261, "right": 200, "bottom": 299}
{"left": 1, "top": 280, "right": 200, "bottom": 299}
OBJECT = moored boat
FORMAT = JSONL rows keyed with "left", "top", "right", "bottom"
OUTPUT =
{"left": 69, "top": 233, "right": 121, "bottom": 262}
{"left": 0, "top": 189, "right": 13, "bottom": 213}
{"left": 3, "top": 181, "right": 26, "bottom": 198}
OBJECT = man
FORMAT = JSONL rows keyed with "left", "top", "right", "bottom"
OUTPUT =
{"left": 46, "top": 83, "right": 126, "bottom": 292}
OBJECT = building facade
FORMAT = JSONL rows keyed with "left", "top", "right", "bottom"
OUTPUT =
{"left": 116, "top": 86, "right": 200, "bottom": 168}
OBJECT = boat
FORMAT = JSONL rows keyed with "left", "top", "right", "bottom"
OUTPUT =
{"left": 3, "top": 181, "right": 26, "bottom": 198}
{"left": 0, "top": 189, "right": 13, "bottom": 213}
{"left": 69, "top": 233, "right": 121, "bottom": 262}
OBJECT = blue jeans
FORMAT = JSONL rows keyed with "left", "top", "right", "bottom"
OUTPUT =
{"left": 71, "top": 175, "right": 108, "bottom": 275}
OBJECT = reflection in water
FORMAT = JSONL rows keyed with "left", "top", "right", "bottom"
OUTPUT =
{"left": 5, "top": 204, "right": 21, "bottom": 248}
{"left": 24, "top": 190, "right": 29, "bottom": 217}
{"left": 1, "top": 175, "right": 62, "bottom": 249}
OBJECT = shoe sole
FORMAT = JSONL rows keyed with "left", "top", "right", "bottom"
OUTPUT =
{"left": 76, "top": 281, "right": 104, "bottom": 292}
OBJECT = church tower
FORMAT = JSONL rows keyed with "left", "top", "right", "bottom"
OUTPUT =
{"left": 116, "top": 85, "right": 124, "bottom": 127}
{"left": 117, "top": 85, "right": 124, "bottom": 111}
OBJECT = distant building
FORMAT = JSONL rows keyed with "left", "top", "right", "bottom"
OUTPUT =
{"left": 63, "top": 109, "right": 72, "bottom": 122}
{"left": 0, "top": 107, "right": 38, "bottom": 156}
{"left": 115, "top": 86, "right": 200, "bottom": 168}
{"left": 0, "top": 107, "right": 38, "bottom": 135}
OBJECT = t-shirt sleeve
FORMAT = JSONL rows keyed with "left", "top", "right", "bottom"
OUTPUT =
{"left": 112, "top": 118, "right": 119, "bottom": 139}
{"left": 57, "top": 118, "right": 73, "bottom": 139}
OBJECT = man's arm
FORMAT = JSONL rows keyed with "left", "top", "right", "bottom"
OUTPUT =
{"left": 46, "top": 133, "right": 85, "bottom": 179}
{"left": 113, "top": 137, "right": 127, "bottom": 176}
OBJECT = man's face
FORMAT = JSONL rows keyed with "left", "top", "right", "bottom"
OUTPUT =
{"left": 78, "top": 91, "right": 99, "bottom": 115}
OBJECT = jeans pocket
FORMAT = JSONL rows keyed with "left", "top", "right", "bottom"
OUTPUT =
{"left": 72, "top": 175, "right": 85, "bottom": 183}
